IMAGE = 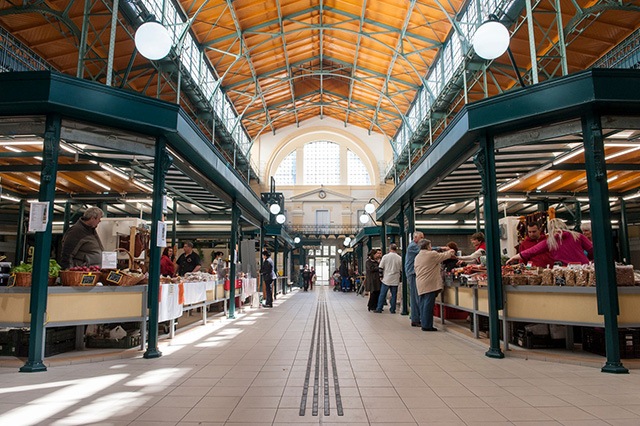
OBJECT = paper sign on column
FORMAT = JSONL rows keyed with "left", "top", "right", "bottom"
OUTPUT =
{"left": 102, "top": 251, "right": 117, "bottom": 269}
{"left": 28, "top": 201, "right": 49, "bottom": 232}
{"left": 157, "top": 221, "right": 167, "bottom": 247}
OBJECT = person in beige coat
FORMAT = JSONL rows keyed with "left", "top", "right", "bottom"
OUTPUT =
{"left": 414, "top": 239, "right": 455, "bottom": 331}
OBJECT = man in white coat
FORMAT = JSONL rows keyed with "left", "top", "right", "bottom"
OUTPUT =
{"left": 375, "top": 243, "right": 403, "bottom": 313}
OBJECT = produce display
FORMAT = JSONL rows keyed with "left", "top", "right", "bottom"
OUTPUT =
{"left": 68, "top": 265, "right": 101, "bottom": 272}
{"left": 182, "top": 271, "right": 216, "bottom": 282}
{"left": 446, "top": 262, "right": 638, "bottom": 287}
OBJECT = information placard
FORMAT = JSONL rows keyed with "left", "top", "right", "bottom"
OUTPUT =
{"left": 157, "top": 221, "right": 167, "bottom": 247}
{"left": 102, "top": 251, "right": 117, "bottom": 269}
{"left": 81, "top": 274, "right": 96, "bottom": 285}
{"left": 106, "top": 271, "right": 123, "bottom": 284}
{"left": 28, "top": 201, "right": 49, "bottom": 232}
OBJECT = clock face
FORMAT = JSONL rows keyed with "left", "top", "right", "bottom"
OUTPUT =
{"left": 318, "top": 190, "right": 326, "bottom": 199}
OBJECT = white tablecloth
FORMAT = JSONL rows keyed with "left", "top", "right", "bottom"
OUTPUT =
{"left": 158, "top": 283, "right": 182, "bottom": 322}
{"left": 182, "top": 281, "right": 207, "bottom": 305}
{"left": 242, "top": 278, "right": 257, "bottom": 294}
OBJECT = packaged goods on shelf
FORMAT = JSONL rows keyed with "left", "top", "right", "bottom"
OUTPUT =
{"left": 616, "top": 264, "right": 634, "bottom": 286}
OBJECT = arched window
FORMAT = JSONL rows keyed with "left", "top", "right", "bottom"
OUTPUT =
{"left": 272, "top": 140, "right": 372, "bottom": 185}
{"left": 347, "top": 149, "right": 371, "bottom": 185}
{"left": 303, "top": 141, "right": 340, "bottom": 185}
{"left": 273, "top": 151, "right": 296, "bottom": 185}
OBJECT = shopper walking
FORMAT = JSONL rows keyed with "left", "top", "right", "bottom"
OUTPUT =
{"left": 302, "top": 264, "right": 311, "bottom": 291}
{"left": 339, "top": 259, "right": 350, "bottom": 291}
{"left": 375, "top": 243, "right": 402, "bottom": 313}
{"left": 405, "top": 231, "right": 424, "bottom": 326}
{"left": 260, "top": 250, "right": 274, "bottom": 307}
{"left": 365, "top": 248, "right": 382, "bottom": 312}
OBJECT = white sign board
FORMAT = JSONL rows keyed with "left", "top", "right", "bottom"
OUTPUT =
{"left": 101, "top": 251, "right": 118, "bottom": 269}
{"left": 28, "top": 201, "right": 49, "bottom": 232}
{"left": 157, "top": 221, "right": 167, "bottom": 247}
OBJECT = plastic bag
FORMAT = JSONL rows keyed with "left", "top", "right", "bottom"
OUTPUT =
{"left": 109, "top": 325, "right": 127, "bottom": 340}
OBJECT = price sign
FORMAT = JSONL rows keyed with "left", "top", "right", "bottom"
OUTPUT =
{"left": 106, "top": 271, "right": 123, "bottom": 284}
{"left": 7, "top": 274, "right": 15, "bottom": 287}
{"left": 81, "top": 274, "right": 96, "bottom": 285}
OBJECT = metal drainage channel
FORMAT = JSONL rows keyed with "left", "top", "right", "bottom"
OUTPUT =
{"left": 299, "top": 289, "right": 344, "bottom": 417}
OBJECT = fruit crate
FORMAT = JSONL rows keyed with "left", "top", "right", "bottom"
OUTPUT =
{"left": 583, "top": 328, "right": 640, "bottom": 358}
{"left": 16, "top": 328, "right": 77, "bottom": 357}
{"left": 86, "top": 334, "right": 141, "bottom": 349}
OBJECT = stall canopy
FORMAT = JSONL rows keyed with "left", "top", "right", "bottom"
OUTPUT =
{"left": 376, "top": 69, "right": 640, "bottom": 225}
{"left": 0, "top": 71, "right": 269, "bottom": 229}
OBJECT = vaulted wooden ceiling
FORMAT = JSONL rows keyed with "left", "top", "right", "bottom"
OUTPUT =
{"left": 1, "top": 0, "right": 637, "bottom": 148}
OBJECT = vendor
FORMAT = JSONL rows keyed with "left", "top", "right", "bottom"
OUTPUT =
{"left": 508, "top": 218, "right": 593, "bottom": 266}
{"left": 176, "top": 241, "right": 201, "bottom": 275}
{"left": 518, "top": 223, "right": 554, "bottom": 268}
{"left": 60, "top": 207, "right": 104, "bottom": 269}
{"left": 580, "top": 222, "right": 592, "bottom": 241}
{"left": 160, "top": 247, "right": 175, "bottom": 277}
{"left": 457, "top": 232, "right": 486, "bottom": 265}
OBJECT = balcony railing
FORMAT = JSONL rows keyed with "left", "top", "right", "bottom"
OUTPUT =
{"left": 287, "top": 225, "right": 362, "bottom": 237}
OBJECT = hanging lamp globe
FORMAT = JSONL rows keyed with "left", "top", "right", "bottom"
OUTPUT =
{"left": 294, "top": 236, "right": 301, "bottom": 244}
{"left": 472, "top": 20, "right": 510, "bottom": 60}
{"left": 364, "top": 203, "right": 376, "bottom": 214}
{"left": 275, "top": 213, "right": 286, "bottom": 224}
{"left": 359, "top": 213, "right": 370, "bottom": 224}
{"left": 269, "top": 203, "right": 281, "bottom": 215}
{"left": 135, "top": 22, "right": 172, "bottom": 60}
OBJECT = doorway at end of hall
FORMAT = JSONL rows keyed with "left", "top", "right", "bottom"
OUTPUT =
{"left": 309, "top": 256, "right": 335, "bottom": 286}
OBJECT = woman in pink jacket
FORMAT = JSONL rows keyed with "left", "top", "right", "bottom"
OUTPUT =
{"left": 508, "top": 218, "right": 593, "bottom": 266}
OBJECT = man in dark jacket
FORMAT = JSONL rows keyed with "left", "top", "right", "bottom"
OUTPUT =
{"left": 260, "top": 250, "right": 274, "bottom": 307}
{"left": 60, "top": 207, "right": 105, "bottom": 269}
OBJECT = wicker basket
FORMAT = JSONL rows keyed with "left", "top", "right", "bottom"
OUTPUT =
{"left": 101, "top": 269, "right": 144, "bottom": 286}
{"left": 59, "top": 270, "right": 99, "bottom": 286}
{"left": 107, "top": 249, "right": 145, "bottom": 286}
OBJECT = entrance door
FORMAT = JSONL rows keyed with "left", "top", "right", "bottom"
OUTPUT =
{"left": 315, "top": 256, "right": 330, "bottom": 285}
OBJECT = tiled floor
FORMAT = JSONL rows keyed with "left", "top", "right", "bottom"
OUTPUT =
{"left": 2, "top": 286, "right": 640, "bottom": 425}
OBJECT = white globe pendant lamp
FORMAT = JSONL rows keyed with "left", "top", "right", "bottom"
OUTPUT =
{"left": 275, "top": 213, "right": 286, "bottom": 224}
{"left": 472, "top": 20, "right": 510, "bottom": 60}
{"left": 364, "top": 202, "right": 376, "bottom": 214}
{"left": 269, "top": 203, "right": 281, "bottom": 215}
{"left": 359, "top": 213, "right": 370, "bottom": 224}
{"left": 135, "top": 22, "right": 172, "bottom": 60}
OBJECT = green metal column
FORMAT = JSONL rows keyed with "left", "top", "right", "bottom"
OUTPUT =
{"left": 259, "top": 225, "right": 265, "bottom": 294}
{"left": 574, "top": 201, "right": 582, "bottom": 232}
{"left": 474, "top": 134, "right": 504, "bottom": 359}
{"left": 582, "top": 111, "right": 627, "bottom": 374}
{"left": 282, "top": 246, "right": 288, "bottom": 294}
{"left": 228, "top": 202, "right": 240, "bottom": 319}
{"left": 298, "top": 244, "right": 305, "bottom": 287}
{"left": 20, "top": 114, "right": 61, "bottom": 373}
{"left": 144, "top": 136, "right": 172, "bottom": 360}
{"left": 381, "top": 221, "right": 387, "bottom": 254}
{"left": 63, "top": 200, "right": 71, "bottom": 234}
{"left": 475, "top": 198, "right": 481, "bottom": 232}
{"left": 15, "top": 199, "right": 26, "bottom": 265}
{"left": 397, "top": 207, "right": 408, "bottom": 316}
{"left": 619, "top": 198, "right": 631, "bottom": 265}
{"left": 274, "top": 238, "right": 279, "bottom": 297}
{"left": 366, "top": 237, "right": 372, "bottom": 254}
{"left": 171, "top": 199, "right": 178, "bottom": 248}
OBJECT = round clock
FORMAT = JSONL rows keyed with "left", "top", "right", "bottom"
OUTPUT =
{"left": 318, "top": 190, "right": 326, "bottom": 199}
